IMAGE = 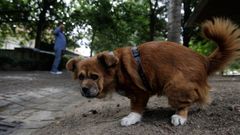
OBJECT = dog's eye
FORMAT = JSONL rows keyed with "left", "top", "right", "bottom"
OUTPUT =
{"left": 90, "top": 74, "right": 99, "bottom": 80}
{"left": 79, "top": 74, "right": 84, "bottom": 80}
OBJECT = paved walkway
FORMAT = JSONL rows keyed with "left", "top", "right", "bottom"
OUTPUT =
{"left": 0, "top": 71, "right": 82, "bottom": 135}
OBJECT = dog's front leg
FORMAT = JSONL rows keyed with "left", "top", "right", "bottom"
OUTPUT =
{"left": 121, "top": 94, "right": 149, "bottom": 126}
{"left": 171, "top": 107, "right": 189, "bottom": 126}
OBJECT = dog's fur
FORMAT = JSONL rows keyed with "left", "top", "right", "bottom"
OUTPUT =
{"left": 66, "top": 18, "right": 240, "bottom": 126}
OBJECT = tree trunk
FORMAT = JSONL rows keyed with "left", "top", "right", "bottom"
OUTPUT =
{"left": 182, "top": 0, "right": 191, "bottom": 47}
{"left": 35, "top": 12, "right": 46, "bottom": 49}
{"left": 90, "top": 30, "right": 96, "bottom": 57}
{"left": 148, "top": 0, "right": 158, "bottom": 41}
{"left": 167, "top": 0, "right": 182, "bottom": 43}
{"left": 35, "top": 0, "right": 51, "bottom": 49}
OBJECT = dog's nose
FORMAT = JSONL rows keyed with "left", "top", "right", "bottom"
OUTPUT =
{"left": 82, "top": 87, "right": 89, "bottom": 94}
{"left": 81, "top": 86, "right": 97, "bottom": 98}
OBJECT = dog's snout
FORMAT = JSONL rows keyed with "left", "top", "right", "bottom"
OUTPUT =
{"left": 82, "top": 87, "right": 89, "bottom": 94}
{"left": 80, "top": 84, "right": 99, "bottom": 98}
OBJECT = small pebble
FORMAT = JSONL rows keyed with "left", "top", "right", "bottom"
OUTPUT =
{"left": 82, "top": 114, "right": 87, "bottom": 117}
{"left": 89, "top": 109, "right": 98, "bottom": 114}
{"left": 230, "top": 105, "right": 240, "bottom": 112}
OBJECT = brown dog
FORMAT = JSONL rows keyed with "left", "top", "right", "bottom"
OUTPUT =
{"left": 66, "top": 18, "right": 240, "bottom": 126}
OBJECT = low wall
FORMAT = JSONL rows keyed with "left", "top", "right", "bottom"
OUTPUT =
{"left": 0, "top": 48, "right": 70, "bottom": 71}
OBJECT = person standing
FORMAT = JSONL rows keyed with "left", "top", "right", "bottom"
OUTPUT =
{"left": 50, "top": 22, "right": 67, "bottom": 74}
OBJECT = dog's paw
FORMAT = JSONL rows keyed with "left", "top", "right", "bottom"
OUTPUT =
{"left": 171, "top": 114, "right": 187, "bottom": 126}
{"left": 121, "top": 112, "right": 142, "bottom": 126}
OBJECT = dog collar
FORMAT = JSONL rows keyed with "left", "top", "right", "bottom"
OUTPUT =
{"left": 131, "top": 47, "right": 152, "bottom": 92}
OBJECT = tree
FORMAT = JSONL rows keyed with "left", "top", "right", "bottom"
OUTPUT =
{"left": 148, "top": 0, "right": 167, "bottom": 41}
{"left": 71, "top": 0, "right": 150, "bottom": 55}
{"left": 32, "top": 0, "right": 73, "bottom": 49}
{"left": 70, "top": 0, "right": 167, "bottom": 55}
{"left": 0, "top": 0, "right": 30, "bottom": 46}
{"left": 35, "top": 0, "right": 54, "bottom": 49}
{"left": 167, "top": 0, "right": 182, "bottom": 43}
{"left": 182, "top": 0, "right": 199, "bottom": 47}
{"left": 0, "top": 0, "right": 73, "bottom": 49}
{"left": 1, "top": 0, "right": 168, "bottom": 54}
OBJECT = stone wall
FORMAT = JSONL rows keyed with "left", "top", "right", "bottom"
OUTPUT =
{"left": 0, "top": 48, "right": 68, "bottom": 71}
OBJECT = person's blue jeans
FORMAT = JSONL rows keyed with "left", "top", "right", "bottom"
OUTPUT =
{"left": 51, "top": 49, "right": 62, "bottom": 72}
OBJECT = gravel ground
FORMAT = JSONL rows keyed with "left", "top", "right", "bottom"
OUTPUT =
{"left": 32, "top": 75, "right": 240, "bottom": 135}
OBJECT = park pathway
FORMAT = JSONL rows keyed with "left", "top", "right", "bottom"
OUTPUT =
{"left": 0, "top": 71, "right": 82, "bottom": 135}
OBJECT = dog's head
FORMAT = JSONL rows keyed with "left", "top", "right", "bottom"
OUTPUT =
{"left": 66, "top": 52, "right": 119, "bottom": 98}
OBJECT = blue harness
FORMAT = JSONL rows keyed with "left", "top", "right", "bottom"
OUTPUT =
{"left": 131, "top": 47, "right": 152, "bottom": 92}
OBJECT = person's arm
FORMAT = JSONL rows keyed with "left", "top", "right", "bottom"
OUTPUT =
{"left": 53, "top": 27, "right": 61, "bottom": 35}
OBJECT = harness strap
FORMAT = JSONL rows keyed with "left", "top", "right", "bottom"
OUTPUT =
{"left": 131, "top": 47, "right": 152, "bottom": 92}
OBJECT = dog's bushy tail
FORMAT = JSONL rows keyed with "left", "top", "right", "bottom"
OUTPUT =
{"left": 202, "top": 18, "right": 240, "bottom": 75}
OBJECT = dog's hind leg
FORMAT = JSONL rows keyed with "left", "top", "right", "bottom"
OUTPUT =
{"left": 164, "top": 73, "right": 199, "bottom": 126}
{"left": 167, "top": 93, "right": 192, "bottom": 126}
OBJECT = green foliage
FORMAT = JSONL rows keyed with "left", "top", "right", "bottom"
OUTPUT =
{"left": 69, "top": 0, "right": 167, "bottom": 54}
{"left": 189, "top": 30, "right": 240, "bottom": 71}
{"left": 0, "top": 0, "right": 31, "bottom": 45}
{"left": 230, "top": 60, "right": 240, "bottom": 69}
{"left": 189, "top": 39, "right": 217, "bottom": 56}
{"left": 188, "top": 26, "right": 216, "bottom": 56}
{"left": 0, "top": 0, "right": 74, "bottom": 47}
{"left": 0, "top": 0, "right": 168, "bottom": 53}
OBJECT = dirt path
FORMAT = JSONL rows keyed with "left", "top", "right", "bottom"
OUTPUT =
{"left": 34, "top": 75, "right": 240, "bottom": 135}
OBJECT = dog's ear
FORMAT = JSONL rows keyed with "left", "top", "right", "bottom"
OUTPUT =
{"left": 97, "top": 52, "right": 119, "bottom": 68}
{"left": 66, "top": 57, "right": 82, "bottom": 80}
{"left": 66, "top": 58, "right": 79, "bottom": 72}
